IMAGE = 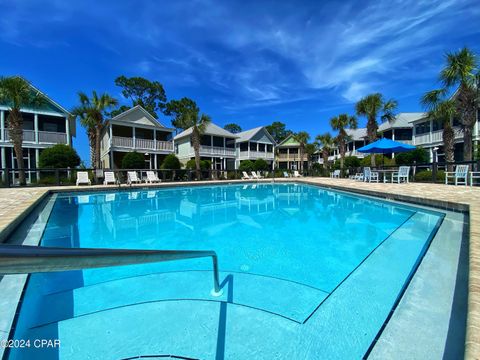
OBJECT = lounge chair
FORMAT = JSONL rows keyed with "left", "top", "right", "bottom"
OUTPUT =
{"left": 330, "top": 170, "right": 340, "bottom": 178}
{"left": 445, "top": 165, "right": 469, "bottom": 186}
{"left": 363, "top": 167, "right": 379, "bottom": 183}
{"left": 250, "top": 171, "right": 260, "bottom": 179}
{"left": 242, "top": 171, "right": 251, "bottom": 180}
{"left": 283, "top": 171, "right": 290, "bottom": 178}
{"left": 294, "top": 170, "right": 303, "bottom": 178}
{"left": 103, "top": 171, "right": 117, "bottom": 185}
{"left": 146, "top": 171, "right": 161, "bottom": 183}
{"left": 76, "top": 171, "right": 91, "bottom": 186}
{"left": 256, "top": 171, "right": 264, "bottom": 179}
{"left": 127, "top": 171, "right": 141, "bottom": 185}
{"left": 391, "top": 166, "right": 410, "bottom": 183}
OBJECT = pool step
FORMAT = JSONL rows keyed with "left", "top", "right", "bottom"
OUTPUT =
{"left": 21, "top": 271, "right": 328, "bottom": 329}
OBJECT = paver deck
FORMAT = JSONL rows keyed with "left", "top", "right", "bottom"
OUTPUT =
{"left": 0, "top": 178, "right": 478, "bottom": 359}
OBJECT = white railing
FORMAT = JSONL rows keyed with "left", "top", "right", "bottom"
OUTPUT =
{"left": 414, "top": 127, "right": 463, "bottom": 145}
{"left": 238, "top": 150, "right": 274, "bottom": 159}
{"left": 112, "top": 136, "right": 173, "bottom": 151}
{"left": 413, "top": 133, "right": 431, "bottom": 145}
{"left": 199, "top": 145, "right": 236, "bottom": 156}
{"left": 3, "top": 130, "right": 67, "bottom": 144}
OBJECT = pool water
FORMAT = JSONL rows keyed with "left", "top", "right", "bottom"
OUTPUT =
{"left": 9, "top": 183, "right": 444, "bottom": 359}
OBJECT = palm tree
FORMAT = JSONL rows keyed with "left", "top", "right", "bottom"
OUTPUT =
{"left": 71, "top": 91, "right": 118, "bottom": 168}
{"left": 0, "top": 77, "right": 46, "bottom": 185}
{"left": 304, "top": 143, "right": 316, "bottom": 173}
{"left": 421, "top": 90, "right": 457, "bottom": 170}
{"left": 436, "top": 47, "right": 478, "bottom": 161}
{"left": 315, "top": 132, "right": 334, "bottom": 173}
{"left": 355, "top": 93, "right": 397, "bottom": 166}
{"left": 293, "top": 131, "right": 310, "bottom": 173}
{"left": 330, "top": 114, "right": 358, "bottom": 173}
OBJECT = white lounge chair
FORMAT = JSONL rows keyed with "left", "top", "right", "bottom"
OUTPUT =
{"left": 330, "top": 170, "right": 340, "bottom": 178}
{"left": 127, "top": 171, "right": 141, "bottom": 185}
{"left": 241, "top": 171, "right": 251, "bottom": 180}
{"left": 103, "top": 171, "right": 117, "bottom": 185}
{"left": 392, "top": 166, "right": 410, "bottom": 183}
{"left": 283, "top": 171, "right": 290, "bottom": 178}
{"left": 250, "top": 171, "right": 260, "bottom": 179}
{"left": 256, "top": 171, "right": 264, "bottom": 179}
{"left": 76, "top": 171, "right": 91, "bottom": 186}
{"left": 293, "top": 170, "right": 303, "bottom": 178}
{"left": 146, "top": 171, "right": 161, "bottom": 183}
{"left": 364, "top": 167, "right": 379, "bottom": 183}
{"left": 445, "top": 165, "right": 469, "bottom": 186}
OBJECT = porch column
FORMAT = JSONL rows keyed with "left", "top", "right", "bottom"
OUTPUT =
{"left": 1, "top": 147, "right": 5, "bottom": 182}
{"left": 412, "top": 124, "right": 416, "bottom": 145}
{"left": 153, "top": 129, "right": 157, "bottom": 150}
{"left": 248, "top": 141, "right": 250, "bottom": 158}
{"left": 154, "top": 154, "right": 158, "bottom": 169}
{"left": 109, "top": 151, "right": 114, "bottom": 170}
{"left": 35, "top": 148, "right": 40, "bottom": 180}
{"left": 34, "top": 114, "right": 39, "bottom": 143}
{"left": 109, "top": 125, "right": 113, "bottom": 147}
{"left": 0, "top": 110, "right": 4, "bottom": 141}
{"left": 429, "top": 119, "right": 433, "bottom": 143}
{"left": 392, "top": 129, "right": 395, "bottom": 141}
{"left": 132, "top": 127, "right": 136, "bottom": 149}
{"left": 223, "top": 137, "right": 226, "bottom": 156}
{"left": 65, "top": 117, "right": 71, "bottom": 145}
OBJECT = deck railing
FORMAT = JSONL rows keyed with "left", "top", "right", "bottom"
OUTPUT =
{"left": 111, "top": 136, "right": 173, "bottom": 151}
{"left": 2, "top": 130, "right": 67, "bottom": 144}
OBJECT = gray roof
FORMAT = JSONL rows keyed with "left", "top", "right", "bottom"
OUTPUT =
{"left": 235, "top": 126, "right": 276, "bottom": 143}
{"left": 345, "top": 128, "right": 367, "bottom": 141}
{"left": 379, "top": 112, "right": 427, "bottom": 131}
{"left": 174, "top": 122, "right": 239, "bottom": 140}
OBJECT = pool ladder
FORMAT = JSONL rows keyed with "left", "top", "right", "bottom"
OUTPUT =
{"left": 0, "top": 245, "right": 223, "bottom": 296}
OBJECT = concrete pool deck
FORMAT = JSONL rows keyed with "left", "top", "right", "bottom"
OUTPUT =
{"left": 0, "top": 178, "right": 479, "bottom": 359}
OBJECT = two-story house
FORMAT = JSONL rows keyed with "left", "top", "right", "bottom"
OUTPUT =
{"left": 0, "top": 80, "right": 75, "bottom": 183}
{"left": 174, "top": 122, "right": 238, "bottom": 171}
{"left": 99, "top": 105, "right": 174, "bottom": 169}
{"left": 235, "top": 126, "right": 276, "bottom": 169}
{"left": 276, "top": 134, "right": 307, "bottom": 170}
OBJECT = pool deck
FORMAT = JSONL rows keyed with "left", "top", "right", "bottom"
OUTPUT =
{"left": 0, "top": 178, "right": 479, "bottom": 359}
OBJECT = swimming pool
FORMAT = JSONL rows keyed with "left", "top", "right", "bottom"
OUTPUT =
{"left": 8, "top": 183, "right": 444, "bottom": 359}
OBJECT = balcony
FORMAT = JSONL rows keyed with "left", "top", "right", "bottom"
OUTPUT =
{"left": 238, "top": 150, "right": 274, "bottom": 160}
{"left": 3, "top": 129, "right": 67, "bottom": 144}
{"left": 199, "top": 145, "right": 236, "bottom": 157}
{"left": 413, "top": 127, "right": 462, "bottom": 146}
{"left": 277, "top": 153, "right": 307, "bottom": 161}
{"left": 112, "top": 136, "right": 173, "bottom": 152}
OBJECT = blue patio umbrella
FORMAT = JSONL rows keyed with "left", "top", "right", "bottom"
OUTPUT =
{"left": 357, "top": 138, "right": 416, "bottom": 165}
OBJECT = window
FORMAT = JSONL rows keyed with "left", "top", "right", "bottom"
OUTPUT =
{"left": 432, "top": 119, "right": 443, "bottom": 131}
{"left": 258, "top": 143, "right": 266, "bottom": 151}
{"left": 212, "top": 136, "right": 224, "bottom": 147}
{"left": 415, "top": 122, "right": 430, "bottom": 135}
{"left": 249, "top": 142, "right": 257, "bottom": 151}
{"left": 239, "top": 142, "right": 248, "bottom": 151}
{"left": 267, "top": 144, "right": 273, "bottom": 152}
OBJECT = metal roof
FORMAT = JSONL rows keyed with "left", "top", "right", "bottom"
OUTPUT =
{"left": 174, "top": 122, "right": 239, "bottom": 140}
{"left": 378, "top": 112, "right": 427, "bottom": 131}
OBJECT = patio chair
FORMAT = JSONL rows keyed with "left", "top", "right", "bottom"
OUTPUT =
{"left": 256, "top": 171, "right": 264, "bottom": 179}
{"left": 364, "top": 167, "right": 379, "bottom": 183}
{"left": 391, "top": 166, "right": 410, "bottom": 184}
{"left": 76, "top": 171, "right": 91, "bottom": 186}
{"left": 330, "top": 170, "right": 340, "bottom": 178}
{"left": 470, "top": 171, "right": 480, "bottom": 187}
{"left": 103, "top": 171, "right": 117, "bottom": 185}
{"left": 283, "top": 171, "right": 290, "bottom": 178}
{"left": 294, "top": 170, "right": 303, "bottom": 178}
{"left": 445, "top": 165, "right": 469, "bottom": 186}
{"left": 250, "top": 171, "right": 260, "bottom": 179}
{"left": 127, "top": 171, "right": 141, "bottom": 185}
{"left": 146, "top": 171, "right": 161, "bottom": 183}
{"left": 242, "top": 171, "right": 251, "bottom": 180}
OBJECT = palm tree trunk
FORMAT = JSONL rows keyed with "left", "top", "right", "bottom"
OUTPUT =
{"left": 340, "top": 143, "right": 345, "bottom": 175}
{"left": 322, "top": 150, "right": 329, "bottom": 174}
{"left": 367, "top": 116, "right": 377, "bottom": 167}
{"left": 299, "top": 146, "right": 304, "bottom": 172}
{"left": 8, "top": 109, "right": 26, "bottom": 185}
{"left": 463, "top": 126, "right": 473, "bottom": 162}
{"left": 192, "top": 128, "right": 201, "bottom": 180}
{"left": 95, "top": 126, "right": 101, "bottom": 168}
{"left": 443, "top": 123, "right": 455, "bottom": 172}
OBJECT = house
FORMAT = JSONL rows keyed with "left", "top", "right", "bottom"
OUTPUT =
{"left": 276, "top": 134, "right": 308, "bottom": 170}
{"left": 174, "top": 122, "right": 238, "bottom": 171}
{"left": 328, "top": 128, "right": 367, "bottom": 162}
{"left": 235, "top": 126, "right": 276, "bottom": 169}
{"left": 99, "top": 105, "right": 174, "bottom": 169}
{"left": 0, "top": 80, "right": 75, "bottom": 183}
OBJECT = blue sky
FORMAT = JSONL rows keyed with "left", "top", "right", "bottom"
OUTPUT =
{"left": 1, "top": 0, "right": 479, "bottom": 164}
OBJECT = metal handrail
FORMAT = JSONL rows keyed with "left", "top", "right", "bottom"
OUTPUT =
{"left": 0, "top": 245, "right": 223, "bottom": 296}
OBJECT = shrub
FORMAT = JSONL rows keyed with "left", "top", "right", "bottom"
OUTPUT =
{"left": 361, "top": 154, "right": 395, "bottom": 167}
{"left": 253, "top": 158, "right": 269, "bottom": 171}
{"left": 185, "top": 159, "right": 211, "bottom": 170}
{"left": 239, "top": 160, "right": 254, "bottom": 172}
{"left": 39, "top": 144, "right": 80, "bottom": 169}
{"left": 161, "top": 154, "right": 181, "bottom": 170}
{"left": 344, "top": 156, "right": 361, "bottom": 168}
{"left": 414, "top": 170, "right": 445, "bottom": 182}
{"left": 395, "top": 148, "right": 429, "bottom": 165}
{"left": 121, "top": 151, "right": 145, "bottom": 169}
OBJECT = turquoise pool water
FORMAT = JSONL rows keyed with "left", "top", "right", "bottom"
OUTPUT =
{"left": 9, "top": 183, "right": 444, "bottom": 359}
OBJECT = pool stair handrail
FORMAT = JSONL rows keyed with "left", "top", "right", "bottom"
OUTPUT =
{"left": 0, "top": 245, "right": 223, "bottom": 296}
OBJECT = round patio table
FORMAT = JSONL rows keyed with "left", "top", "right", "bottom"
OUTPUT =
{"left": 374, "top": 169, "right": 398, "bottom": 183}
